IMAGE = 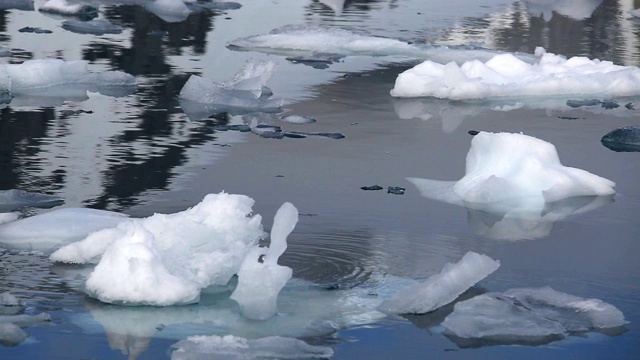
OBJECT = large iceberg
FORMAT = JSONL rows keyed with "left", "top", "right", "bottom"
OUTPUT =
{"left": 179, "top": 60, "right": 283, "bottom": 119}
{"left": 171, "top": 335, "right": 334, "bottom": 360}
{"left": 144, "top": 0, "right": 191, "bottom": 23}
{"left": 442, "top": 287, "right": 627, "bottom": 347}
{"left": 378, "top": 251, "right": 499, "bottom": 314}
{"left": 408, "top": 132, "right": 615, "bottom": 231}
{"left": 391, "top": 48, "right": 640, "bottom": 100}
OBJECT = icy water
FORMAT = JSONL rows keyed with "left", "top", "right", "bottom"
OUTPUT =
{"left": 1, "top": 0, "right": 640, "bottom": 359}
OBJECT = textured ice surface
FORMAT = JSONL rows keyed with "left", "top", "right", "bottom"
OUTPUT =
{"left": 0, "top": 189, "right": 64, "bottom": 212}
{"left": 0, "top": 213, "right": 19, "bottom": 226}
{"left": 0, "top": 0, "right": 34, "bottom": 11}
{"left": 0, "top": 313, "right": 51, "bottom": 326}
{"left": 179, "top": 61, "right": 283, "bottom": 118}
{"left": 39, "top": 0, "right": 97, "bottom": 19}
{"left": 408, "top": 132, "right": 615, "bottom": 218}
{"left": 145, "top": 0, "right": 191, "bottom": 23}
{"left": 62, "top": 18, "right": 124, "bottom": 35}
{"left": 391, "top": 48, "right": 640, "bottom": 100}
{"left": 53, "top": 193, "right": 270, "bottom": 306}
{"left": 171, "top": 335, "right": 334, "bottom": 360}
{"left": 601, "top": 125, "right": 640, "bottom": 152}
{"left": 442, "top": 287, "right": 627, "bottom": 347}
{"left": 230, "top": 203, "right": 297, "bottom": 320}
{"left": 0, "top": 322, "right": 28, "bottom": 346}
{"left": 228, "top": 25, "right": 537, "bottom": 65}
{"left": 0, "top": 292, "right": 24, "bottom": 307}
{"left": 0, "top": 208, "right": 129, "bottom": 253}
{"left": 378, "top": 252, "right": 499, "bottom": 314}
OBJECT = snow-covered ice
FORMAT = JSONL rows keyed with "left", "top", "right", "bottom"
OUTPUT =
{"left": 408, "top": 132, "right": 616, "bottom": 228}
{"left": 0, "top": 323, "right": 28, "bottom": 346}
{"left": 0, "top": 208, "right": 129, "bottom": 253}
{"left": 0, "top": 189, "right": 64, "bottom": 212}
{"left": 62, "top": 18, "right": 124, "bottom": 35}
{"left": 179, "top": 60, "right": 283, "bottom": 118}
{"left": 230, "top": 203, "right": 297, "bottom": 320}
{"left": 391, "top": 48, "right": 640, "bottom": 100}
{"left": 442, "top": 287, "right": 627, "bottom": 347}
{"left": 0, "top": 213, "right": 19, "bottom": 226}
{"left": 378, "top": 252, "right": 499, "bottom": 314}
{"left": 145, "top": 0, "right": 192, "bottom": 23}
{"left": 171, "top": 335, "right": 334, "bottom": 359}
{"left": 228, "top": 25, "right": 537, "bottom": 65}
{"left": 39, "top": 0, "right": 97, "bottom": 19}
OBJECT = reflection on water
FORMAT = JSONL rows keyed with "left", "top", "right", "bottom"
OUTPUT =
{"left": 0, "top": 0, "right": 639, "bottom": 359}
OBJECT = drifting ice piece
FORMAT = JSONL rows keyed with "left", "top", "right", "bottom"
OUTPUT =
{"left": 62, "top": 18, "right": 124, "bottom": 35}
{"left": 230, "top": 203, "right": 298, "bottom": 320}
{"left": 391, "top": 48, "right": 640, "bottom": 100}
{"left": 378, "top": 251, "right": 499, "bottom": 314}
{"left": 145, "top": 0, "right": 191, "bottom": 23}
{"left": 171, "top": 335, "right": 334, "bottom": 360}
{"left": 39, "top": 0, "right": 97, "bottom": 19}
{"left": 0, "top": 323, "right": 28, "bottom": 346}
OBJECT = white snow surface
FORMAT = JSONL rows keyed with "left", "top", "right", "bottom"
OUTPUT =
{"left": 378, "top": 251, "right": 499, "bottom": 314}
{"left": 0, "top": 59, "right": 136, "bottom": 94}
{"left": 39, "top": 0, "right": 88, "bottom": 14}
{"left": 408, "top": 132, "right": 615, "bottom": 217}
{"left": 390, "top": 48, "right": 640, "bottom": 100}
{"left": 230, "top": 203, "right": 298, "bottom": 320}
{"left": 171, "top": 334, "right": 334, "bottom": 360}
{"left": 0, "top": 213, "right": 19, "bottom": 226}
{"left": 52, "top": 193, "right": 267, "bottom": 306}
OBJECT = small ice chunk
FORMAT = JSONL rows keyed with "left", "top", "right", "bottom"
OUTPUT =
{"left": 171, "top": 335, "right": 334, "bottom": 360}
{"left": 0, "top": 208, "right": 129, "bottom": 253}
{"left": 201, "top": 1, "right": 242, "bottom": 11}
{"left": 145, "top": 0, "right": 192, "bottom": 23}
{"left": 0, "top": 293, "right": 24, "bottom": 307}
{"left": 230, "top": 203, "right": 298, "bottom": 320}
{"left": 0, "top": 313, "right": 51, "bottom": 326}
{"left": 504, "top": 287, "right": 627, "bottom": 331}
{"left": 0, "top": 323, "right": 28, "bottom": 347}
{"left": 279, "top": 115, "right": 317, "bottom": 124}
{"left": 0, "top": 213, "right": 19, "bottom": 226}
{"left": 0, "top": 189, "right": 63, "bottom": 212}
{"left": 39, "top": 0, "right": 97, "bottom": 19}
{"left": 378, "top": 251, "right": 500, "bottom": 314}
{"left": 442, "top": 293, "right": 567, "bottom": 347}
{"left": 62, "top": 18, "right": 124, "bottom": 35}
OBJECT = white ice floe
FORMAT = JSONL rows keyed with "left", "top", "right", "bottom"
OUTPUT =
{"left": 442, "top": 287, "right": 627, "bottom": 347}
{"left": 179, "top": 60, "right": 283, "bottom": 118}
{"left": 0, "top": 208, "right": 129, "bottom": 253}
{"left": 62, "top": 18, "right": 124, "bottom": 35}
{"left": 0, "top": 59, "right": 136, "bottom": 97}
{"left": 145, "top": 0, "right": 191, "bottom": 23}
{"left": 378, "top": 252, "right": 499, "bottom": 314}
{"left": 408, "top": 132, "right": 615, "bottom": 231}
{"left": 39, "top": 0, "right": 96, "bottom": 17}
{"left": 52, "top": 193, "right": 267, "bottom": 306}
{"left": 228, "top": 25, "right": 537, "bottom": 65}
{"left": 230, "top": 203, "right": 297, "bottom": 320}
{"left": 0, "top": 323, "right": 28, "bottom": 346}
{"left": 391, "top": 48, "right": 640, "bottom": 100}
{"left": 0, "top": 292, "right": 25, "bottom": 308}
{"left": 171, "top": 335, "right": 334, "bottom": 360}
{"left": 0, "top": 213, "right": 19, "bottom": 226}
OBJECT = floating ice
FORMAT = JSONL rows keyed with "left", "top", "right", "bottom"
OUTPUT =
{"left": 378, "top": 251, "right": 499, "bottom": 314}
{"left": 391, "top": 48, "right": 640, "bottom": 100}
{"left": 0, "top": 313, "right": 51, "bottom": 326}
{"left": 200, "top": 1, "right": 242, "bottom": 11}
{"left": 230, "top": 203, "right": 297, "bottom": 320}
{"left": 0, "top": 208, "right": 129, "bottom": 253}
{"left": 179, "top": 61, "right": 283, "bottom": 118}
{"left": 228, "top": 25, "right": 537, "bottom": 65}
{"left": 0, "top": 213, "right": 19, "bottom": 226}
{"left": 0, "top": 0, "right": 35, "bottom": 11}
{"left": 0, "top": 323, "right": 28, "bottom": 346}
{"left": 0, "top": 293, "right": 25, "bottom": 308}
{"left": 442, "top": 287, "right": 627, "bottom": 347}
{"left": 601, "top": 125, "right": 640, "bottom": 152}
{"left": 145, "top": 0, "right": 191, "bottom": 23}
{"left": 0, "top": 59, "right": 136, "bottom": 102}
{"left": 53, "top": 193, "right": 271, "bottom": 306}
{"left": 171, "top": 335, "right": 334, "bottom": 360}
{"left": 408, "top": 132, "right": 616, "bottom": 232}
{"left": 39, "top": 0, "right": 98, "bottom": 19}
{"left": 279, "top": 115, "right": 317, "bottom": 124}
{"left": 0, "top": 189, "right": 64, "bottom": 212}
{"left": 62, "top": 18, "right": 124, "bottom": 35}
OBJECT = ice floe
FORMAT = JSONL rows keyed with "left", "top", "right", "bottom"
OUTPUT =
{"left": 378, "top": 252, "right": 499, "bottom": 314}
{"left": 0, "top": 189, "right": 64, "bottom": 212}
{"left": 391, "top": 48, "right": 640, "bottom": 100}
{"left": 228, "top": 25, "right": 537, "bottom": 65}
{"left": 171, "top": 335, "right": 334, "bottom": 359}
{"left": 601, "top": 124, "right": 640, "bottom": 152}
{"left": 408, "top": 132, "right": 615, "bottom": 240}
{"left": 179, "top": 60, "right": 283, "bottom": 119}
{"left": 0, "top": 292, "right": 51, "bottom": 346}
{"left": 442, "top": 287, "right": 627, "bottom": 347}
{"left": 145, "top": 0, "right": 191, "bottom": 23}
{"left": 0, "top": 208, "right": 129, "bottom": 253}
{"left": 62, "top": 18, "right": 124, "bottom": 35}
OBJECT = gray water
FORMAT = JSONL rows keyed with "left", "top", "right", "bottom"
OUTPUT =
{"left": 1, "top": 0, "right": 639, "bottom": 359}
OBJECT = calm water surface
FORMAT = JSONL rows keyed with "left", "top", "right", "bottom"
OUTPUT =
{"left": 1, "top": 0, "right": 639, "bottom": 359}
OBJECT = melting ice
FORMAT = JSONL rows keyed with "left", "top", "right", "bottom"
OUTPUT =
{"left": 391, "top": 47, "right": 640, "bottom": 100}
{"left": 0, "top": 292, "right": 51, "bottom": 346}
{"left": 62, "top": 18, "right": 124, "bottom": 35}
{"left": 408, "top": 132, "right": 615, "bottom": 240}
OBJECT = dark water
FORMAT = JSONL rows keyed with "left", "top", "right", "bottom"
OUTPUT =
{"left": 1, "top": 0, "right": 640, "bottom": 359}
